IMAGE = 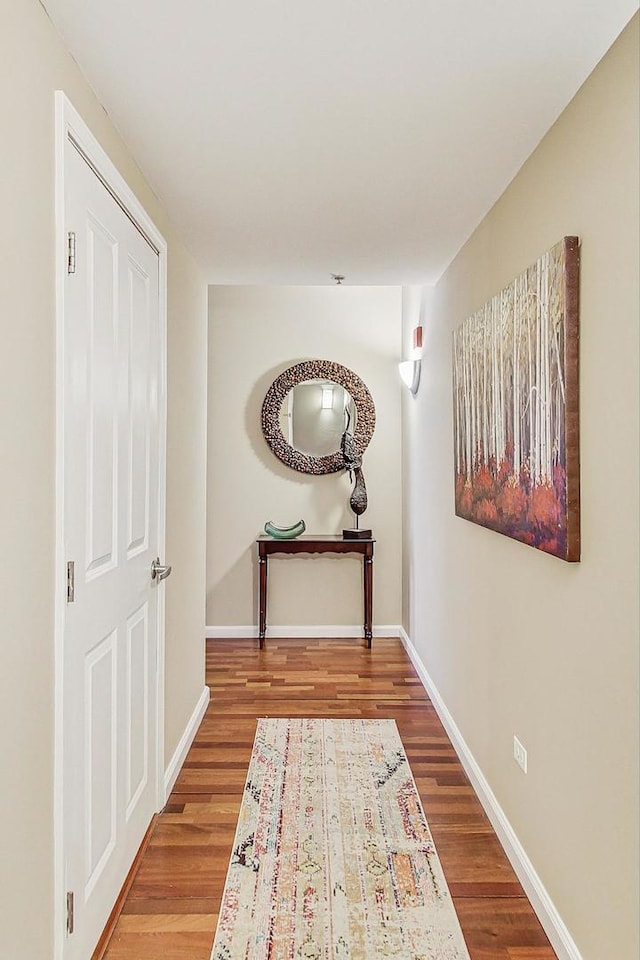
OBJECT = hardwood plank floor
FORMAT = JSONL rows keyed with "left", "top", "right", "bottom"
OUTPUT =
{"left": 103, "top": 637, "right": 557, "bottom": 960}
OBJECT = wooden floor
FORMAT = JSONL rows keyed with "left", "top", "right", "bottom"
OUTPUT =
{"left": 103, "top": 637, "right": 558, "bottom": 960}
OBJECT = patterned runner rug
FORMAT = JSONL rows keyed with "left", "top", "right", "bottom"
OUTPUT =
{"left": 211, "top": 718, "right": 470, "bottom": 960}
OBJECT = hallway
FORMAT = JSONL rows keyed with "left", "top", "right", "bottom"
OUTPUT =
{"left": 102, "top": 638, "right": 557, "bottom": 959}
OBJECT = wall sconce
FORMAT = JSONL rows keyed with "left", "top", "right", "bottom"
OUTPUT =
{"left": 321, "top": 385, "right": 334, "bottom": 409}
{"left": 399, "top": 359, "right": 421, "bottom": 396}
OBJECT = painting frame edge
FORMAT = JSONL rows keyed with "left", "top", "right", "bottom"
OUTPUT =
{"left": 563, "top": 236, "right": 580, "bottom": 562}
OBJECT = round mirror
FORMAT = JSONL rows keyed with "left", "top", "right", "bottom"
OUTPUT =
{"left": 278, "top": 379, "right": 357, "bottom": 458}
{"left": 262, "top": 360, "right": 375, "bottom": 475}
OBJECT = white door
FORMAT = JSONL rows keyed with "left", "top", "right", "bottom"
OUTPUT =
{"left": 62, "top": 138, "right": 164, "bottom": 959}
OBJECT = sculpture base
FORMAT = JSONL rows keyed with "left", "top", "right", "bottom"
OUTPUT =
{"left": 342, "top": 528, "right": 372, "bottom": 540}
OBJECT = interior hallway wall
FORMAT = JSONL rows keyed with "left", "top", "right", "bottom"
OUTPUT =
{"left": 402, "top": 17, "right": 639, "bottom": 960}
{"left": 0, "top": 1, "right": 208, "bottom": 955}
{"left": 207, "top": 285, "right": 403, "bottom": 630}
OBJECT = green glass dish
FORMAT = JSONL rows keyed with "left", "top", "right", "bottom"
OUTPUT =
{"left": 264, "top": 520, "right": 306, "bottom": 540}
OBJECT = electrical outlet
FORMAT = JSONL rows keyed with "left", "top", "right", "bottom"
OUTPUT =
{"left": 513, "top": 735, "right": 528, "bottom": 773}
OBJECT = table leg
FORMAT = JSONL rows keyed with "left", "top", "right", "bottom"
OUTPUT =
{"left": 258, "top": 555, "right": 267, "bottom": 648}
{"left": 363, "top": 555, "right": 373, "bottom": 648}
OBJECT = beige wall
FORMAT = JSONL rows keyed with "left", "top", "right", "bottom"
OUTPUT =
{"left": 0, "top": 1, "right": 207, "bottom": 956}
{"left": 402, "top": 16, "right": 639, "bottom": 960}
{"left": 207, "top": 286, "right": 402, "bottom": 629}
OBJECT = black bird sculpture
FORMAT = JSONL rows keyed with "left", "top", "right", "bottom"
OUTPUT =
{"left": 340, "top": 410, "right": 370, "bottom": 535}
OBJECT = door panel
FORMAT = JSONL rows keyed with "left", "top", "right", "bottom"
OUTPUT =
{"left": 125, "top": 603, "right": 149, "bottom": 817}
{"left": 86, "top": 215, "right": 118, "bottom": 579}
{"left": 63, "top": 138, "right": 161, "bottom": 960}
{"left": 85, "top": 630, "right": 117, "bottom": 895}
{"left": 127, "top": 256, "right": 152, "bottom": 557}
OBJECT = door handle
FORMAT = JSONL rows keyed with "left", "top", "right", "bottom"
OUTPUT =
{"left": 151, "top": 557, "right": 172, "bottom": 582}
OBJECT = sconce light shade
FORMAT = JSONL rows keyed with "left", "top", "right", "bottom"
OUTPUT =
{"left": 399, "top": 359, "right": 421, "bottom": 396}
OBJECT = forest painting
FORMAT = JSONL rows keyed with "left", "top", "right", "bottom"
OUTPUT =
{"left": 453, "top": 236, "right": 580, "bottom": 561}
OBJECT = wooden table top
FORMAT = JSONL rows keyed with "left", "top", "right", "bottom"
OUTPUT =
{"left": 257, "top": 534, "right": 375, "bottom": 555}
{"left": 256, "top": 534, "right": 375, "bottom": 543}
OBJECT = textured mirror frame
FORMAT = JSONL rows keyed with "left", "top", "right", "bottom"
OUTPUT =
{"left": 261, "top": 360, "right": 376, "bottom": 475}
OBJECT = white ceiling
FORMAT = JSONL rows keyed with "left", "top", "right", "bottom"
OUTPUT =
{"left": 43, "top": 0, "right": 637, "bottom": 284}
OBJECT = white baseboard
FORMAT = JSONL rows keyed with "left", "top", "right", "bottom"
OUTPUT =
{"left": 206, "top": 625, "right": 403, "bottom": 639}
{"left": 163, "top": 685, "right": 210, "bottom": 799}
{"left": 398, "top": 627, "right": 583, "bottom": 960}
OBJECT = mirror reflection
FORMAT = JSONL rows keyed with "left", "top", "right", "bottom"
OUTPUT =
{"left": 278, "top": 379, "right": 357, "bottom": 457}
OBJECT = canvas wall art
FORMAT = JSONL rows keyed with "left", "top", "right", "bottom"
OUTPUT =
{"left": 453, "top": 236, "right": 580, "bottom": 561}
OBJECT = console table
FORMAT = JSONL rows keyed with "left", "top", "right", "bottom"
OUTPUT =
{"left": 256, "top": 535, "right": 375, "bottom": 649}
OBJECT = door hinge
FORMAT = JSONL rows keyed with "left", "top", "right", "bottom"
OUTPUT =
{"left": 66, "top": 891, "right": 74, "bottom": 935}
{"left": 67, "top": 231, "right": 76, "bottom": 274}
{"left": 66, "top": 561, "right": 75, "bottom": 604}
